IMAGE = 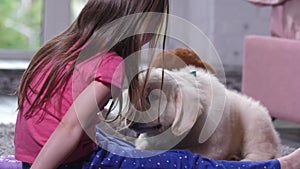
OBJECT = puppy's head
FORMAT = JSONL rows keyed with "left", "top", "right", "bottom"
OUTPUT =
{"left": 151, "top": 48, "right": 216, "bottom": 74}
{"left": 127, "top": 68, "right": 202, "bottom": 137}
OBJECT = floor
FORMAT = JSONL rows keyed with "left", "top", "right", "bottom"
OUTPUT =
{"left": 274, "top": 119, "right": 300, "bottom": 149}
{"left": 0, "top": 96, "right": 18, "bottom": 124}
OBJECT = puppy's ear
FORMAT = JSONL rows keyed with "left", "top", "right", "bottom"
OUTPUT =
{"left": 197, "top": 77, "right": 226, "bottom": 143}
{"left": 171, "top": 85, "right": 202, "bottom": 136}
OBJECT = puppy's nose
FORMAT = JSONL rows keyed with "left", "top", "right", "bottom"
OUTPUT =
{"left": 127, "top": 120, "right": 140, "bottom": 129}
{"left": 128, "top": 122, "right": 144, "bottom": 129}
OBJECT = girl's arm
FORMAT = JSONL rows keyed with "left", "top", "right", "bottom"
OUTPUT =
{"left": 31, "top": 81, "right": 112, "bottom": 169}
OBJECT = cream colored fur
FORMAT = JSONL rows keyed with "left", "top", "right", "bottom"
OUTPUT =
{"left": 129, "top": 66, "right": 280, "bottom": 161}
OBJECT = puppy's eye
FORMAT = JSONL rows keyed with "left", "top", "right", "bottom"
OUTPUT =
{"left": 148, "top": 92, "right": 160, "bottom": 102}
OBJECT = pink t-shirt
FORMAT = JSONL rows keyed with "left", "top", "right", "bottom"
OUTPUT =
{"left": 14, "top": 51, "right": 124, "bottom": 163}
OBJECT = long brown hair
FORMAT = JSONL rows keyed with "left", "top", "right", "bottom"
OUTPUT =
{"left": 18, "top": 0, "right": 169, "bottom": 120}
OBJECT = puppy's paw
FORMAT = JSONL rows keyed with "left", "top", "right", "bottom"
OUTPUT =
{"left": 135, "top": 137, "right": 152, "bottom": 150}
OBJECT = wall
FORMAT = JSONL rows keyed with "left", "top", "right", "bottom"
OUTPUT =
{"left": 170, "top": 0, "right": 272, "bottom": 67}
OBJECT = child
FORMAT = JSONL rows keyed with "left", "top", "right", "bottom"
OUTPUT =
{"left": 14, "top": 0, "right": 300, "bottom": 169}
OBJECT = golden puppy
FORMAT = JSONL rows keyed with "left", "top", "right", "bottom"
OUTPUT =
{"left": 128, "top": 66, "right": 280, "bottom": 161}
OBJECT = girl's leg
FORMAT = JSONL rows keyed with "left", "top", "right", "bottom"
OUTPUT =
{"left": 22, "top": 162, "right": 31, "bottom": 169}
{"left": 83, "top": 146, "right": 281, "bottom": 169}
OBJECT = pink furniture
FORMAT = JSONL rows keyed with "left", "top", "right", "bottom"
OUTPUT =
{"left": 242, "top": 35, "right": 300, "bottom": 123}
